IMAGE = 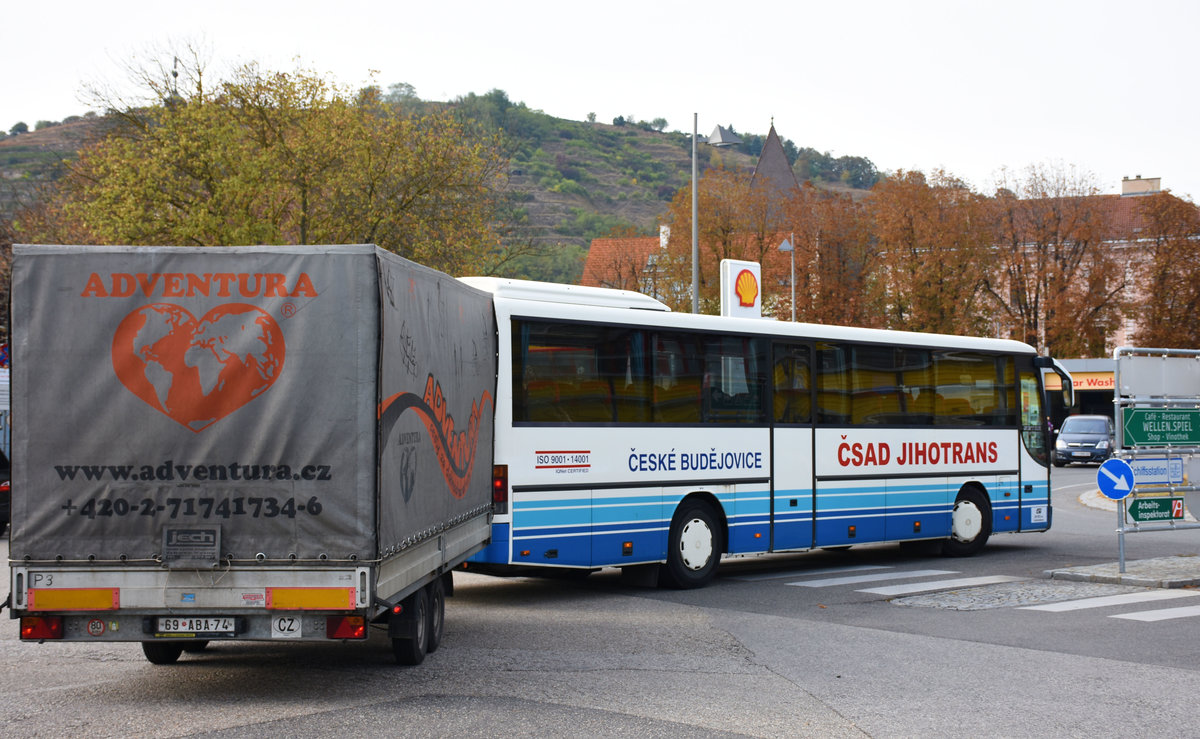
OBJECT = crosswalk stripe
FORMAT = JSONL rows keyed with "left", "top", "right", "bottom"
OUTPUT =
{"left": 787, "top": 569, "right": 958, "bottom": 588}
{"left": 1111, "top": 605, "right": 1200, "bottom": 622}
{"left": 728, "top": 565, "right": 892, "bottom": 582}
{"left": 857, "top": 575, "right": 1025, "bottom": 596}
{"left": 1018, "top": 589, "right": 1200, "bottom": 612}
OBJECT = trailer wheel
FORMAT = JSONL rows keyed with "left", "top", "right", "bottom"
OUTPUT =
{"left": 141, "top": 641, "right": 184, "bottom": 665}
{"left": 392, "top": 587, "right": 429, "bottom": 666}
{"left": 426, "top": 577, "right": 446, "bottom": 654}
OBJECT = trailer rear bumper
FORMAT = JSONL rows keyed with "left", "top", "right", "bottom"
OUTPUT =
{"left": 10, "top": 565, "right": 375, "bottom": 642}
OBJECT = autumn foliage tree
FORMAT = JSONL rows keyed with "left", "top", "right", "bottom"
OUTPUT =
{"left": 15, "top": 59, "right": 510, "bottom": 276}
{"left": 663, "top": 169, "right": 883, "bottom": 326}
{"left": 778, "top": 187, "right": 883, "bottom": 327}
{"left": 1131, "top": 192, "right": 1200, "bottom": 348}
{"left": 662, "top": 167, "right": 770, "bottom": 312}
{"left": 980, "top": 164, "right": 1126, "bottom": 356}
{"left": 870, "top": 170, "right": 992, "bottom": 335}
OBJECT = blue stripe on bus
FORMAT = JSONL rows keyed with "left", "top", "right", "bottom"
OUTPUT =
{"left": 494, "top": 475, "right": 1049, "bottom": 566}
{"left": 468, "top": 523, "right": 511, "bottom": 564}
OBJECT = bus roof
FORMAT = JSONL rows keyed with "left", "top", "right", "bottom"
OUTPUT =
{"left": 459, "top": 277, "right": 670, "bottom": 311}
{"left": 462, "top": 277, "right": 1037, "bottom": 356}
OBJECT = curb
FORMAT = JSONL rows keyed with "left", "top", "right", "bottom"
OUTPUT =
{"left": 1044, "top": 556, "right": 1200, "bottom": 589}
{"left": 1061, "top": 494, "right": 1200, "bottom": 588}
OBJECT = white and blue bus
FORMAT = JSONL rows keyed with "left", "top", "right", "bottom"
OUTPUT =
{"left": 464, "top": 279, "right": 1073, "bottom": 588}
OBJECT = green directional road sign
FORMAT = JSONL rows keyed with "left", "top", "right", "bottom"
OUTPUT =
{"left": 1126, "top": 497, "right": 1185, "bottom": 523}
{"left": 1122, "top": 408, "right": 1200, "bottom": 446}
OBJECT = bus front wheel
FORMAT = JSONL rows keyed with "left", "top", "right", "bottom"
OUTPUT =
{"left": 661, "top": 500, "right": 720, "bottom": 589}
{"left": 943, "top": 486, "right": 992, "bottom": 557}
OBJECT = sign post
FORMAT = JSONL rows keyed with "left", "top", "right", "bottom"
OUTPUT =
{"left": 1111, "top": 346, "right": 1200, "bottom": 573}
{"left": 1098, "top": 458, "right": 1136, "bottom": 571}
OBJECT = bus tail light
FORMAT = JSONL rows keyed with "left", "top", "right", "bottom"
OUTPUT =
{"left": 21, "top": 616, "right": 64, "bottom": 640}
{"left": 326, "top": 615, "right": 366, "bottom": 640}
{"left": 492, "top": 465, "right": 509, "bottom": 514}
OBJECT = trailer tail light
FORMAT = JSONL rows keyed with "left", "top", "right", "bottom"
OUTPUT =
{"left": 492, "top": 465, "right": 508, "bottom": 514}
{"left": 326, "top": 615, "right": 367, "bottom": 640}
{"left": 21, "top": 616, "right": 64, "bottom": 640}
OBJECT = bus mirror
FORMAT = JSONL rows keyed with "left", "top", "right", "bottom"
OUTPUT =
{"left": 1050, "top": 358, "right": 1074, "bottom": 409}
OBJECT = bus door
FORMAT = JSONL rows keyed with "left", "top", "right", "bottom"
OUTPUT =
{"left": 770, "top": 342, "right": 815, "bottom": 551}
{"left": 1018, "top": 362, "right": 1052, "bottom": 531}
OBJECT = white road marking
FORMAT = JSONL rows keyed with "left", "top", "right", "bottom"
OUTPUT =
{"left": 787, "top": 569, "right": 958, "bottom": 588}
{"left": 857, "top": 575, "right": 1024, "bottom": 596}
{"left": 1018, "top": 589, "right": 1200, "bottom": 612}
{"left": 1111, "top": 604, "right": 1200, "bottom": 622}
{"left": 728, "top": 565, "right": 892, "bottom": 582}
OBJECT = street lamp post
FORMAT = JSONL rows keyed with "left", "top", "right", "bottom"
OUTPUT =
{"left": 690, "top": 113, "right": 741, "bottom": 314}
{"left": 691, "top": 114, "right": 699, "bottom": 314}
{"left": 778, "top": 233, "right": 795, "bottom": 321}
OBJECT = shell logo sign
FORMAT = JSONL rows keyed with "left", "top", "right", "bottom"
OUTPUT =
{"left": 734, "top": 270, "right": 758, "bottom": 307}
{"left": 720, "top": 259, "right": 762, "bottom": 318}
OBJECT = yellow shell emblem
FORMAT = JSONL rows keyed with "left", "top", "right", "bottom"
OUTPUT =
{"left": 735, "top": 269, "right": 758, "bottom": 307}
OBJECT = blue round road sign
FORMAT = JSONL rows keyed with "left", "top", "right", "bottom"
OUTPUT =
{"left": 1097, "top": 458, "right": 1135, "bottom": 500}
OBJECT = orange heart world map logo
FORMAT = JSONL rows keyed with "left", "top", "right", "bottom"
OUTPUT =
{"left": 112, "top": 304, "right": 285, "bottom": 432}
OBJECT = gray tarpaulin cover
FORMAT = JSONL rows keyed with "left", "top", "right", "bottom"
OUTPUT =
{"left": 10, "top": 245, "right": 494, "bottom": 563}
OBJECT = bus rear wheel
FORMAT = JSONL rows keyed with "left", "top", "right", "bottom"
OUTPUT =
{"left": 943, "top": 486, "right": 991, "bottom": 557}
{"left": 661, "top": 500, "right": 720, "bottom": 589}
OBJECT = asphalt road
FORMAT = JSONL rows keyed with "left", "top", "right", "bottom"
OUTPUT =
{"left": 3, "top": 464, "right": 1200, "bottom": 738}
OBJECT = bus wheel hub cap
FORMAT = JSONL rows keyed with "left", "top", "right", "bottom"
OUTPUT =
{"left": 952, "top": 501, "right": 982, "bottom": 542}
{"left": 679, "top": 518, "right": 713, "bottom": 570}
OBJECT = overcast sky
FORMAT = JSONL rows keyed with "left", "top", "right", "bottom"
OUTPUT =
{"left": 6, "top": 0, "right": 1197, "bottom": 201}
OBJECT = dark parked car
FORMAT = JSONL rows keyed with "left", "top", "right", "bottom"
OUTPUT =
{"left": 1053, "top": 414, "right": 1115, "bottom": 467}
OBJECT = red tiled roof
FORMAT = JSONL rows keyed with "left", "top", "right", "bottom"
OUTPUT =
{"left": 580, "top": 236, "right": 660, "bottom": 288}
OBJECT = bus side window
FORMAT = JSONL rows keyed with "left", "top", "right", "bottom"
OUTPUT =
{"left": 816, "top": 343, "right": 851, "bottom": 424}
{"left": 603, "top": 330, "right": 649, "bottom": 423}
{"left": 897, "top": 348, "right": 934, "bottom": 425}
{"left": 850, "top": 345, "right": 901, "bottom": 425}
{"left": 773, "top": 344, "right": 811, "bottom": 424}
{"left": 653, "top": 334, "right": 702, "bottom": 423}
{"left": 704, "top": 336, "right": 767, "bottom": 424}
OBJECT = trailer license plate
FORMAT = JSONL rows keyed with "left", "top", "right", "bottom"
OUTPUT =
{"left": 157, "top": 617, "right": 236, "bottom": 635}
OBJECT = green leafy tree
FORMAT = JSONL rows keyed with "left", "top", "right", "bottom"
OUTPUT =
{"left": 17, "top": 60, "right": 510, "bottom": 275}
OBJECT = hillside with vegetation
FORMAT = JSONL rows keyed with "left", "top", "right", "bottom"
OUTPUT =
{"left": 3, "top": 71, "right": 1199, "bottom": 356}
{"left": 1, "top": 86, "right": 877, "bottom": 282}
